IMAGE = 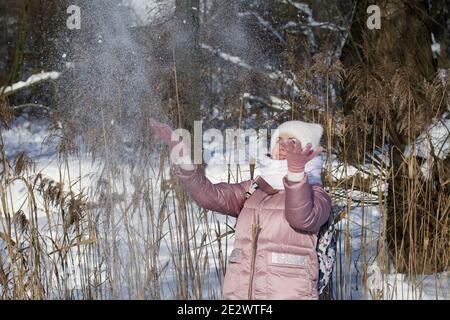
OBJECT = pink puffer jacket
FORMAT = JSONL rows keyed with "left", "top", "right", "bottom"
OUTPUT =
{"left": 175, "top": 165, "right": 332, "bottom": 300}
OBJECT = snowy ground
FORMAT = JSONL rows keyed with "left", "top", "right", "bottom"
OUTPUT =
{"left": 1, "top": 117, "right": 448, "bottom": 300}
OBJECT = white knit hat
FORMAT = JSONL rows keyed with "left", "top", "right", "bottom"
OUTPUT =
{"left": 270, "top": 120, "right": 324, "bottom": 153}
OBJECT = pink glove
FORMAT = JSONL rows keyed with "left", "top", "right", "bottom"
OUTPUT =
{"left": 149, "top": 118, "right": 178, "bottom": 148}
{"left": 280, "top": 139, "right": 323, "bottom": 173}
{"left": 149, "top": 118, "right": 189, "bottom": 158}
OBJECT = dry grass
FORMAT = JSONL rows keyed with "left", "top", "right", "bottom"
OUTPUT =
{"left": 0, "top": 107, "right": 447, "bottom": 300}
{"left": 0, "top": 51, "right": 448, "bottom": 302}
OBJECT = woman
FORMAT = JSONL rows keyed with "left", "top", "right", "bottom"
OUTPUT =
{"left": 149, "top": 118, "right": 332, "bottom": 300}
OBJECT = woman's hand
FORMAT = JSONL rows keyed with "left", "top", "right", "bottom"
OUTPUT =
{"left": 149, "top": 117, "right": 180, "bottom": 150}
{"left": 149, "top": 118, "right": 194, "bottom": 169}
{"left": 280, "top": 139, "right": 323, "bottom": 173}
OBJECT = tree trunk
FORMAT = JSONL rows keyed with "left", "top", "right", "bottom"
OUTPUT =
{"left": 173, "top": 0, "right": 201, "bottom": 132}
{"left": 429, "top": 0, "right": 450, "bottom": 69}
{"left": 340, "top": 0, "right": 449, "bottom": 273}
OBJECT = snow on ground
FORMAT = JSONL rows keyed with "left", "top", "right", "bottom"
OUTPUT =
{"left": 1, "top": 116, "right": 231, "bottom": 299}
{"left": 404, "top": 111, "right": 450, "bottom": 179}
{"left": 333, "top": 205, "right": 449, "bottom": 300}
{"left": 2, "top": 115, "right": 100, "bottom": 218}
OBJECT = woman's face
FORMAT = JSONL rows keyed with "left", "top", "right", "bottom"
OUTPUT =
{"left": 271, "top": 133, "right": 296, "bottom": 160}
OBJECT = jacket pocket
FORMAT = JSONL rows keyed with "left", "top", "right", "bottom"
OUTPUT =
{"left": 223, "top": 248, "right": 242, "bottom": 299}
{"left": 266, "top": 251, "right": 315, "bottom": 299}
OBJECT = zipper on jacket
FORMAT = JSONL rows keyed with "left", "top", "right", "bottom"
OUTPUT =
{"left": 247, "top": 195, "right": 270, "bottom": 300}
{"left": 248, "top": 208, "right": 260, "bottom": 299}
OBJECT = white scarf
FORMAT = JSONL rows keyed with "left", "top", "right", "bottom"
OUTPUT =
{"left": 257, "top": 154, "right": 324, "bottom": 190}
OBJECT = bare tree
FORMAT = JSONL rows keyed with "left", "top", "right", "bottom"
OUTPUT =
{"left": 173, "top": 0, "right": 201, "bottom": 131}
{"left": 340, "top": 0, "right": 449, "bottom": 273}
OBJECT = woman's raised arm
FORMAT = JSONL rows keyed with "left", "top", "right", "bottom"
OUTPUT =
{"left": 149, "top": 118, "right": 250, "bottom": 217}
{"left": 176, "top": 165, "right": 251, "bottom": 217}
{"left": 280, "top": 139, "right": 331, "bottom": 233}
